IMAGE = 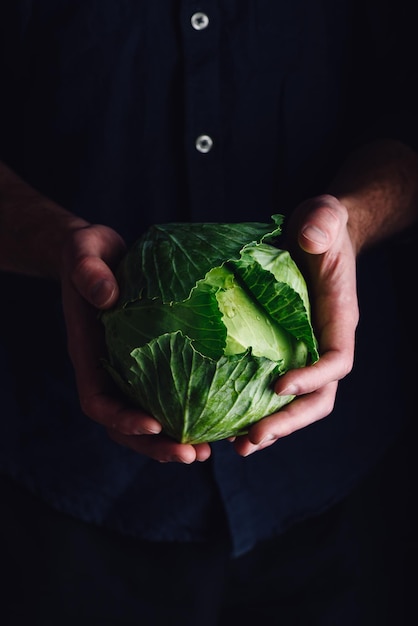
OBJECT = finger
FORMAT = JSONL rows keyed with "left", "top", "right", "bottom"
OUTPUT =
{"left": 62, "top": 224, "right": 126, "bottom": 309}
{"left": 83, "top": 391, "right": 163, "bottom": 436}
{"left": 62, "top": 278, "right": 162, "bottom": 435}
{"left": 107, "top": 430, "right": 212, "bottom": 464}
{"left": 71, "top": 254, "right": 120, "bottom": 309}
{"left": 297, "top": 194, "right": 348, "bottom": 255}
{"left": 275, "top": 275, "right": 358, "bottom": 397}
{"left": 275, "top": 250, "right": 358, "bottom": 398}
{"left": 233, "top": 381, "right": 338, "bottom": 456}
{"left": 275, "top": 342, "right": 355, "bottom": 398}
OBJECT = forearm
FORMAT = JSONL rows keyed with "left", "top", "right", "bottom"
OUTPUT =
{"left": 328, "top": 139, "right": 418, "bottom": 254}
{"left": 0, "top": 161, "right": 89, "bottom": 278}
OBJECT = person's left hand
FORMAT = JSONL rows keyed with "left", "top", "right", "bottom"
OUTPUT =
{"left": 232, "top": 194, "right": 359, "bottom": 456}
{"left": 60, "top": 222, "right": 212, "bottom": 464}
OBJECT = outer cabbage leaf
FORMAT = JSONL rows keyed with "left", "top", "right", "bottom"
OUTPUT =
{"left": 115, "top": 215, "right": 284, "bottom": 303}
{"left": 102, "top": 285, "right": 227, "bottom": 364}
{"left": 103, "top": 331, "right": 294, "bottom": 443}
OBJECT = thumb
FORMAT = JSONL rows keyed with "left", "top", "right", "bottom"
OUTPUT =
{"left": 62, "top": 224, "right": 126, "bottom": 309}
{"left": 71, "top": 255, "right": 119, "bottom": 309}
{"left": 297, "top": 194, "right": 348, "bottom": 255}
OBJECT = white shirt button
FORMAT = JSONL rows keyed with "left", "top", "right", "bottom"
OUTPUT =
{"left": 195, "top": 134, "right": 213, "bottom": 153}
{"left": 191, "top": 12, "right": 209, "bottom": 31}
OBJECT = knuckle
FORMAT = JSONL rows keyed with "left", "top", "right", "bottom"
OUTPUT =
{"left": 317, "top": 384, "right": 337, "bottom": 418}
{"left": 323, "top": 396, "right": 336, "bottom": 418}
{"left": 79, "top": 394, "right": 101, "bottom": 422}
{"left": 340, "top": 356, "right": 354, "bottom": 378}
{"left": 277, "top": 423, "right": 296, "bottom": 438}
{"left": 71, "top": 254, "right": 100, "bottom": 285}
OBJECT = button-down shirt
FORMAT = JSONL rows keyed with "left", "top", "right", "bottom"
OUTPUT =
{"left": 0, "top": 0, "right": 415, "bottom": 557}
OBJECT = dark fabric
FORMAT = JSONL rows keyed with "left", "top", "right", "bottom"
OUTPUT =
{"left": 1, "top": 429, "right": 415, "bottom": 626}
{"left": 0, "top": 0, "right": 417, "bottom": 558}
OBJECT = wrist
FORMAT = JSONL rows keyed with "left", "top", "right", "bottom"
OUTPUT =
{"left": 327, "top": 139, "right": 418, "bottom": 255}
{"left": 0, "top": 161, "right": 90, "bottom": 277}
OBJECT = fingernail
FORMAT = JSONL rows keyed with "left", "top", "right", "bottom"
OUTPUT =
{"left": 301, "top": 225, "right": 328, "bottom": 245}
{"left": 170, "top": 455, "right": 192, "bottom": 464}
{"left": 119, "top": 419, "right": 161, "bottom": 436}
{"left": 276, "top": 383, "right": 298, "bottom": 396}
{"left": 254, "top": 433, "right": 276, "bottom": 446}
{"left": 142, "top": 425, "right": 162, "bottom": 435}
{"left": 91, "top": 279, "right": 116, "bottom": 307}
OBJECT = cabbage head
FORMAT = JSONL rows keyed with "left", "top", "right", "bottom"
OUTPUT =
{"left": 100, "top": 215, "right": 319, "bottom": 443}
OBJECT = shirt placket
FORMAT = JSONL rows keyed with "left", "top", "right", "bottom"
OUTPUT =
{"left": 180, "top": 1, "right": 223, "bottom": 220}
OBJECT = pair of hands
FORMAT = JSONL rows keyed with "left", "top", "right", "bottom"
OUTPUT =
{"left": 60, "top": 194, "right": 359, "bottom": 463}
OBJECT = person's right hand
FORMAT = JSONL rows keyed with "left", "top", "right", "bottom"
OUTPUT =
{"left": 231, "top": 194, "right": 359, "bottom": 456}
{"left": 60, "top": 223, "right": 212, "bottom": 464}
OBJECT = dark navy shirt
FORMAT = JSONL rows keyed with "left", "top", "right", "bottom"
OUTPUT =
{"left": 0, "top": 1, "right": 416, "bottom": 557}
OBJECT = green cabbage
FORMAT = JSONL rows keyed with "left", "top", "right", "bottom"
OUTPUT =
{"left": 101, "top": 215, "right": 319, "bottom": 443}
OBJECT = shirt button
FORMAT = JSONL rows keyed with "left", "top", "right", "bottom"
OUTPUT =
{"left": 195, "top": 134, "right": 213, "bottom": 153}
{"left": 191, "top": 12, "right": 210, "bottom": 31}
